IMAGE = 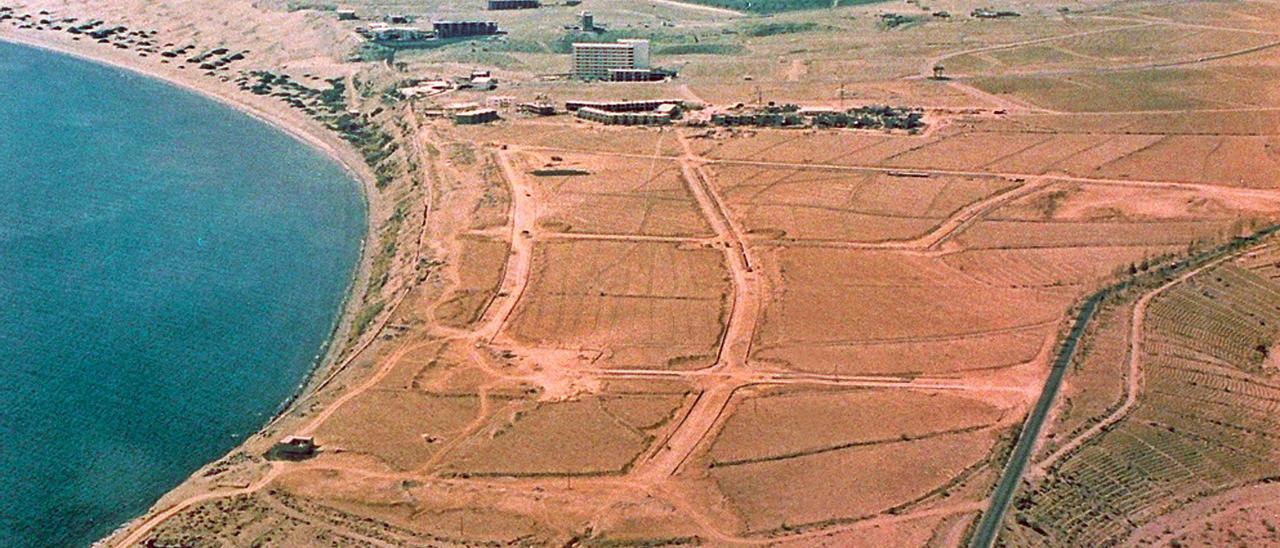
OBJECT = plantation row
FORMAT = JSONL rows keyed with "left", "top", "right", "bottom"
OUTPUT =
{"left": 1143, "top": 263, "right": 1280, "bottom": 372}
{"left": 1002, "top": 252, "right": 1280, "bottom": 546}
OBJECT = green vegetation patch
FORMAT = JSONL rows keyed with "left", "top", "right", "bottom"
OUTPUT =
{"left": 351, "top": 300, "right": 385, "bottom": 339}
{"left": 741, "top": 21, "right": 821, "bottom": 36}
{"left": 531, "top": 169, "right": 591, "bottom": 177}
{"left": 655, "top": 42, "right": 744, "bottom": 55}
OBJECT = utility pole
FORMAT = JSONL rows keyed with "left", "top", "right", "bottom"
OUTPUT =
{"left": 838, "top": 82, "right": 846, "bottom": 110}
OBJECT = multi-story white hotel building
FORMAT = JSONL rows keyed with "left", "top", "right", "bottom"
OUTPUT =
{"left": 571, "top": 39, "right": 650, "bottom": 80}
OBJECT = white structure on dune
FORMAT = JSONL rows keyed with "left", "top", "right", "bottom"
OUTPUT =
{"left": 571, "top": 39, "right": 650, "bottom": 80}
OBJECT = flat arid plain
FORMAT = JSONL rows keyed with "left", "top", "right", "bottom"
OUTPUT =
{"left": 6, "top": 0, "right": 1280, "bottom": 545}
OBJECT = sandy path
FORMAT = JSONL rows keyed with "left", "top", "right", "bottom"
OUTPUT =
{"left": 786, "top": 59, "right": 806, "bottom": 82}
{"left": 114, "top": 465, "right": 284, "bottom": 547}
{"left": 919, "top": 177, "right": 1050, "bottom": 251}
{"left": 623, "top": 130, "right": 764, "bottom": 482}
{"left": 480, "top": 147, "right": 539, "bottom": 342}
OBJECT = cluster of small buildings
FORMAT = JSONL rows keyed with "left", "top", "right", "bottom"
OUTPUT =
{"left": 712, "top": 110, "right": 806, "bottom": 127}
{"left": 564, "top": 10, "right": 600, "bottom": 33}
{"left": 356, "top": 15, "right": 502, "bottom": 47}
{"left": 710, "top": 104, "right": 925, "bottom": 131}
{"left": 346, "top": 8, "right": 671, "bottom": 83}
{"left": 441, "top": 98, "right": 682, "bottom": 126}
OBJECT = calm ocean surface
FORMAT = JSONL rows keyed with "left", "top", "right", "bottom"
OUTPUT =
{"left": 0, "top": 41, "right": 366, "bottom": 546}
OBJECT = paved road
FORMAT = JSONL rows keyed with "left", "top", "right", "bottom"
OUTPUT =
{"left": 970, "top": 225, "right": 1280, "bottom": 548}
{"left": 968, "top": 290, "right": 1106, "bottom": 548}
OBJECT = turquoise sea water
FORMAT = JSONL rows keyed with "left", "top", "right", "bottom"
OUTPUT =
{"left": 0, "top": 41, "right": 366, "bottom": 546}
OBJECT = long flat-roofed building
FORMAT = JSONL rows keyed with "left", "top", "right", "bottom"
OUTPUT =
{"left": 571, "top": 39, "right": 650, "bottom": 80}
{"left": 488, "top": 0, "right": 540, "bottom": 9}
{"left": 433, "top": 20, "right": 499, "bottom": 39}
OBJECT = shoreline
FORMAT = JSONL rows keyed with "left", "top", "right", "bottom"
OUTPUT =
{"left": 0, "top": 26, "right": 386, "bottom": 545}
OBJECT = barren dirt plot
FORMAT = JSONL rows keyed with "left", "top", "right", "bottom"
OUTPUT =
{"left": 956, "top": 182, "right": 1278, "bottom": 249}
{"left": 956, "top": 219, "right": 1241, "bottom": 249}
{"left": 505, "top": 240, "right": 731, "bottom": 370}
{"left": 513, "top": 150, "right": 713, "bottom": 237}
{"left": 1123, "top": 0, "right": 1280, "bottom": 33}
{"left": 881, "top": 132, "right": 1055, "bottom": 172}
{"left": 710, "top": 428, "right": 1001, "bottom": 534}
{"left": 944, "top": 44, "right": 1086, "bottom": 78}
{"left": 313, "top": 391, "right": 483, "bottom": 471}
{"left": 704, "top": 164, "right": 1016, "bottom": 242}
{"left": 452, "top": 150, "right": 512, "bottom": 233}
{"left": 881, "top": 130, "right": 1280, "bottom": 186}
{"left": 691, "top": 131, "right": 930, "bottom": 168}
{"left": 447, "top": 121, "right": 685, "bottom": 156}
{"left": 275, "top": 468, "right": 560, "bottom": 544}
{"left": 278, "top": 466, "right": 694, "bottom": 545}
{"left": 754, "top": 326, "right": 1049, "bottom": 376}
{"left": 439, "top": 394, "right": 685, "bottom": 477}
{"left": 753, "top": 247, "right": 1073, "bottom": 368}
{"left": 708, "top": 387, "right": 1008, "bottom": 466}
{"left": 976, "top": 111, "right": 1280, "bottom": 136}
{"left": 948, "top": 26, "right": 1275, "bottom": 76}
{"left": 990, "top": 183, "right": 1280, "bottom": 223}
{"left": 433, "top": 236, "right": 510, "bottom": 329}
{"left": 372, "top": 339, "right": 530, "bottom": 397}
{"left": 972, "top": 66, "right": 1280, "bottom": 113}
{"left": 142, "top": 492, "right": 409, "bottom": 547}
{"left": 1084, "top": 135, "right": 1280, "bottom": 188}
{"left": 942, "top": 247, "right": 1178, "bottom": 289}
{"left": 1003, "top": 249, "right": 1280, "bottom": 546}
{"left": 973, "top": 133, "right": 1123, "bottom": 174}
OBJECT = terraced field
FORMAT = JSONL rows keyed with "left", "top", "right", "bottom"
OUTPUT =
{"left": 1002, "top": 243, "right": 1280, "bottom": 546}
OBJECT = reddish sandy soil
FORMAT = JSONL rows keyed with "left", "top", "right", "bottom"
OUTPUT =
{"left": 10, "top": 0, "right": 1280, "bottom": 545}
